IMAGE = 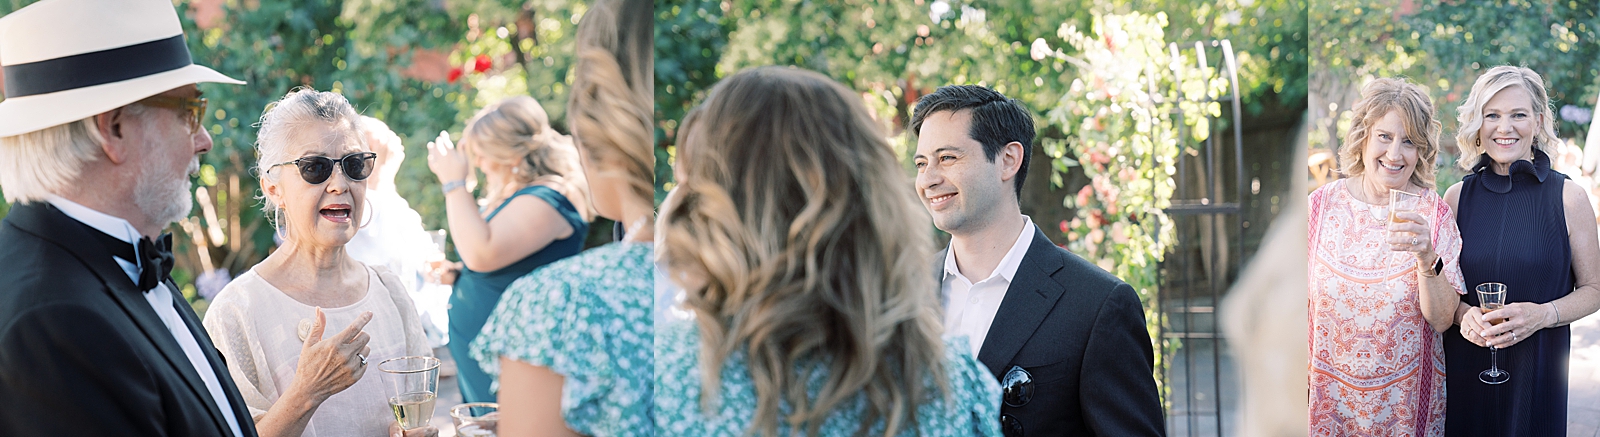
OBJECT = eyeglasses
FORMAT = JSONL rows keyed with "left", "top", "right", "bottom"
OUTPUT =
{"left": 999, "top": 366, "right": 1034, "bottom": 437}
{"left": 269, "top": 152, "right": 377, "bottom": 185}
{"left": 137, "top": 95, "right": 207, "bottom": 133}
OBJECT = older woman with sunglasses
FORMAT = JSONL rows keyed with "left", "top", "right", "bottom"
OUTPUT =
{"left": 203, "top": 89, "right": 434, "bottom": 437}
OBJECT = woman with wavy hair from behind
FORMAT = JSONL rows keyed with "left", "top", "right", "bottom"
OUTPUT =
{"left": 655, "top": 66, "right": 1002, "bottom": 436}
{"left": 467, "top": 0, "right": 655, "bottom": 435}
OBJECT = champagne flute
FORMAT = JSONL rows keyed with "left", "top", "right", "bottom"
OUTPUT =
{"left": 1386, "top": 189, "right": 1423, "bottom": 291}
{"left": 1476, "top": 283, "right": 1511, "bottom": 384}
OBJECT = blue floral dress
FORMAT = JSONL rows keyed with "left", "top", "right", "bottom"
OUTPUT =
{"left": 653, "top": 312, "right": 1003, "bottom": 436}
{"left": 470, "top": 242, "right": 654, "bottom": 436}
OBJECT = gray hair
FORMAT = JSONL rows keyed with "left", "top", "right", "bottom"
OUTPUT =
{"left": 0, "top": 118, "right": 106, "bottom": 203}
{"left": 254, "top": 88, "right": 365, "bottom": 213}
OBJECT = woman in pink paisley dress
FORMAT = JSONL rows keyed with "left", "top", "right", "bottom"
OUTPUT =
{"left": 1308, "top": 77, "right": 1465, "bottom": 437}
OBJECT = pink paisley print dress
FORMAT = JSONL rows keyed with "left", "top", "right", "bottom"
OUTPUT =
{"left": 1308, "top": 179, "right": 1465, "bottom": 437}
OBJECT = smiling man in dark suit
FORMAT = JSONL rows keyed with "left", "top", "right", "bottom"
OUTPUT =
{"left": 911, "top": 85, "right": 1164, "bottom": 436}
{"left": 0, "top": 0, "right": 255, "bottom": 436}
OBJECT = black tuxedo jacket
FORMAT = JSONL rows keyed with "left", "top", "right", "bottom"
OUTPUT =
{"left": 0, "top": 202, "right": 258, "bottom": 437}
{"left": 938, "top": 225, "right": 1164, "bottom": 436}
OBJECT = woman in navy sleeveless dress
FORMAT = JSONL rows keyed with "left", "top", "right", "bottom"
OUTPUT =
{"left": 1443, "top": 66, "right": 1600, "bottom": 436}
{"left": 426, "top": 96, "right": 593, "bottom": 403}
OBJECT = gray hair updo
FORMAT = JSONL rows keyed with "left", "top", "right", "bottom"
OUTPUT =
{"left": 254, "top": 88, "right": 366, "bottom": 213}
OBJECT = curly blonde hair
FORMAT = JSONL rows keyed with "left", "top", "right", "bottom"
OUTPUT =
{"left": 1453, "top": 65, "right": 1561, "bottom": 170}
{"left": 661, "top": 66, "right": 947, "bottom": 436}
{"left": 1336, "top": 77, "right": 1443, "bottom": 189}
{"left": 567, "top": 0, "right": 653, "bottom": 218}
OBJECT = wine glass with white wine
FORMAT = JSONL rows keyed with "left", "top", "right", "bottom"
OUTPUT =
{"left": 380, "top": 356, "right": 441, "bottom": 430}
{"left": 1476, "top": 283, "right": 1510, "bottom": 384}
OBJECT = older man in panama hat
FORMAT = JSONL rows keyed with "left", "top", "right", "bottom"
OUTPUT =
{"left": 0, "top": 0, "right": 257, "bottom": 436}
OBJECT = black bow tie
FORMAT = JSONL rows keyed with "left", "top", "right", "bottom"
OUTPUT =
{"left": 88, "top": 229, "right": 174, "bottom": 292}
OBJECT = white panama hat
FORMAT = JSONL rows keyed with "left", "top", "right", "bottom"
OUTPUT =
{"left": 0, "top": 0, "right": 245, "bottom": 138}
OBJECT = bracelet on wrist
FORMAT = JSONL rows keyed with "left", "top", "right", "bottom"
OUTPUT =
{"left": 441, "top": 180, "right": 466, "bottom": 195}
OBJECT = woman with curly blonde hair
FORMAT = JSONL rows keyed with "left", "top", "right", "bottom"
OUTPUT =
{"left": 654, "top": 66, "right": 1001, "bottom": 436}
{"left": 1307, "top": 77, "right": 1464, "bottom": 436}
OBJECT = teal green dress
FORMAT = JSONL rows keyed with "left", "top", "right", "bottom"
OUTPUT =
{"left": 653, "top": 313, "right": 1003, "bottom": 436}
{"left": 470, "top": 242, "right": 654, "bottom": 436}
{"left": 449, "top": 185, "right": 587, "bottom": 403}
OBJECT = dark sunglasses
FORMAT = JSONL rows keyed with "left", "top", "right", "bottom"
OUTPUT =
{"left": 269, "top": 152, "right": 377, "bottom": 185}
{"left": 999, "top": 366, "right": 1034, "bottom": 437}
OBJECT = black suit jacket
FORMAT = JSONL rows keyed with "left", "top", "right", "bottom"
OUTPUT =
{"left": 938, "top": 224, "right": 1164, "bottom": 436}
{"left": 0, "top": 202, "right": 258, "bottom": 437}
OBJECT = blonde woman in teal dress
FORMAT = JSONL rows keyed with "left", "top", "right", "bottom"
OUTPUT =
{"left": 468, "top": 0, "right": 656, "bottom": 435}
{"left": 655, "top": 66, "right": 1002, "bottom": 436}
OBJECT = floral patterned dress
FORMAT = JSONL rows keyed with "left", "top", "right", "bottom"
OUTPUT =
{"left": 652, "top": 310, "right": 1003, "bottom": 436}
{"left": 470, "top": 242, "right": 654, "bottom": 436}
{"left": 1308, "top": 179, "right": 1465, "bottom": 437}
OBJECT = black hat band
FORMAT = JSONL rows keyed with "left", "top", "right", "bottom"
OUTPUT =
{"left": 3, "top": 34, "right": 192, "bottom": 98}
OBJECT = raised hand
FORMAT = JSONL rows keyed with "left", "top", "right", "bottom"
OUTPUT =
{"left": 426, "top": 130, "right": 469, "bottom": 183}
{"left": 290, "top": 308, "right": 373, "bottom": 402}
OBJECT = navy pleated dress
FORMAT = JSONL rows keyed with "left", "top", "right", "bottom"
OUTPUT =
{"left": 1444, "top": 150, "right": 1571, "bottom": 436}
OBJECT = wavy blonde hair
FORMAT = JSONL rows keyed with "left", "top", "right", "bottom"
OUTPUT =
{"left": 1337, "top": 77, "right": 1443, "bottom": 189}
{"left": 567, "top": 0, "right": 653, "bottom": 217}
{"left": 661, "top": 66, "right": 947, "bottom": 437}
{"left": 461, "top": 96, "right": 593, "bottom": 221}
{"left": 1453, "top": 65, "right": 1561, "bottom": 170}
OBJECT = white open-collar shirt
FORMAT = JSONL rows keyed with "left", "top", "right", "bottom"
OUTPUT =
{"left": 46, "top": 196, "right": 245, "bottom": 437}
{"left": 941, "top": 215, "right": 1035, "bottom": 357}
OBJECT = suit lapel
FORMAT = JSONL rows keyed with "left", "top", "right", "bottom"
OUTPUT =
{"left": 975, "top": 226, "right": 1067, "bottom": 377}
{"left": 167, "top": 279, "right": 253, "bottom": 436}
{"left": 8, "top": 203, "right": 236, "bottom": 436}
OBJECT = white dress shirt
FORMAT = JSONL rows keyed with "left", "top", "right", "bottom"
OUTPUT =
{"left": 941, "top": 216, "right": 1035, "bottom": 357}
{"left": 47, "top": 196, "right": 245, "bottom": 437}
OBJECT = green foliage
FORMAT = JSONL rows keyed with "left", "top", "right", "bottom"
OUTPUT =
{"left": 1311, "top": 1, "right": 1600, "bottom": 168}
{"left": 1046, "top": 11, "right": 1230, "bottom": 403}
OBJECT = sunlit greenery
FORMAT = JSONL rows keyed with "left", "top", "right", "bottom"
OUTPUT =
{"left": 1312, "top": 0, "right": 1600, "bottom": 193}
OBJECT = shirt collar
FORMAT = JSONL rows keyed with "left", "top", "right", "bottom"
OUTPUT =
{"left": 943, "top": 215, "right": 1036, "bottom": 284}
{"left": 45, "top": 195, "right": 141, "bottom": 245}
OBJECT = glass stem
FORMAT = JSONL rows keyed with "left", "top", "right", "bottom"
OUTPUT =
{"left": 1490, "top": 346, "right": 1499, "bottom": 374}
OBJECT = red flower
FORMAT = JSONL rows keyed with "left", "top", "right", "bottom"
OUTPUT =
{"left": 1060, "top": 220, "right": 1071, "bottom": 234}
{"left": 447, "top": 67, "right": 463, "bottom": 83}
{"left": 473, "top": 54, "right": 492, "bottom": 73}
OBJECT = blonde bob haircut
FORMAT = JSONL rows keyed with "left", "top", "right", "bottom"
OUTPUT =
{"left": 662, "top": 66, "right": 946, "bottom": 436}
{"left": 1337, "top": 77, "right": 1443, "bottom": 189}
{"left": 1453, "top": 65, "right": 1560, "bottom": 170}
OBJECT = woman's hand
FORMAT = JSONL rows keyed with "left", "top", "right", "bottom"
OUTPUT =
{"left": 288, "top": 308, "right": 373, "bottom": 402}
{"left": 426, "top": 131, "right": 469, "bottom": 184}
{"left": 1386, "top": 211, "right": 1436, "bottom": 264}
{"left": 1458, "top": 305, "right": 1494, "bottom": 347}
{"left": 1478, "top": 302, "right": 1558, "bottom": 348}
{"left": 389, "top": 422, "right": 439, "bottom": 437}
{"left": 425, "top": 260, "right": 461, "bottom": 285}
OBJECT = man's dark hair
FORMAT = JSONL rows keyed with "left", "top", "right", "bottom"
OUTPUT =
{"left": 908, "top": 85, "right": 1035, "bottom": 199}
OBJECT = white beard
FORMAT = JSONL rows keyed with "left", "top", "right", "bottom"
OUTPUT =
{"left": 134, "top": 157, "right": 196, "bottom": 229}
